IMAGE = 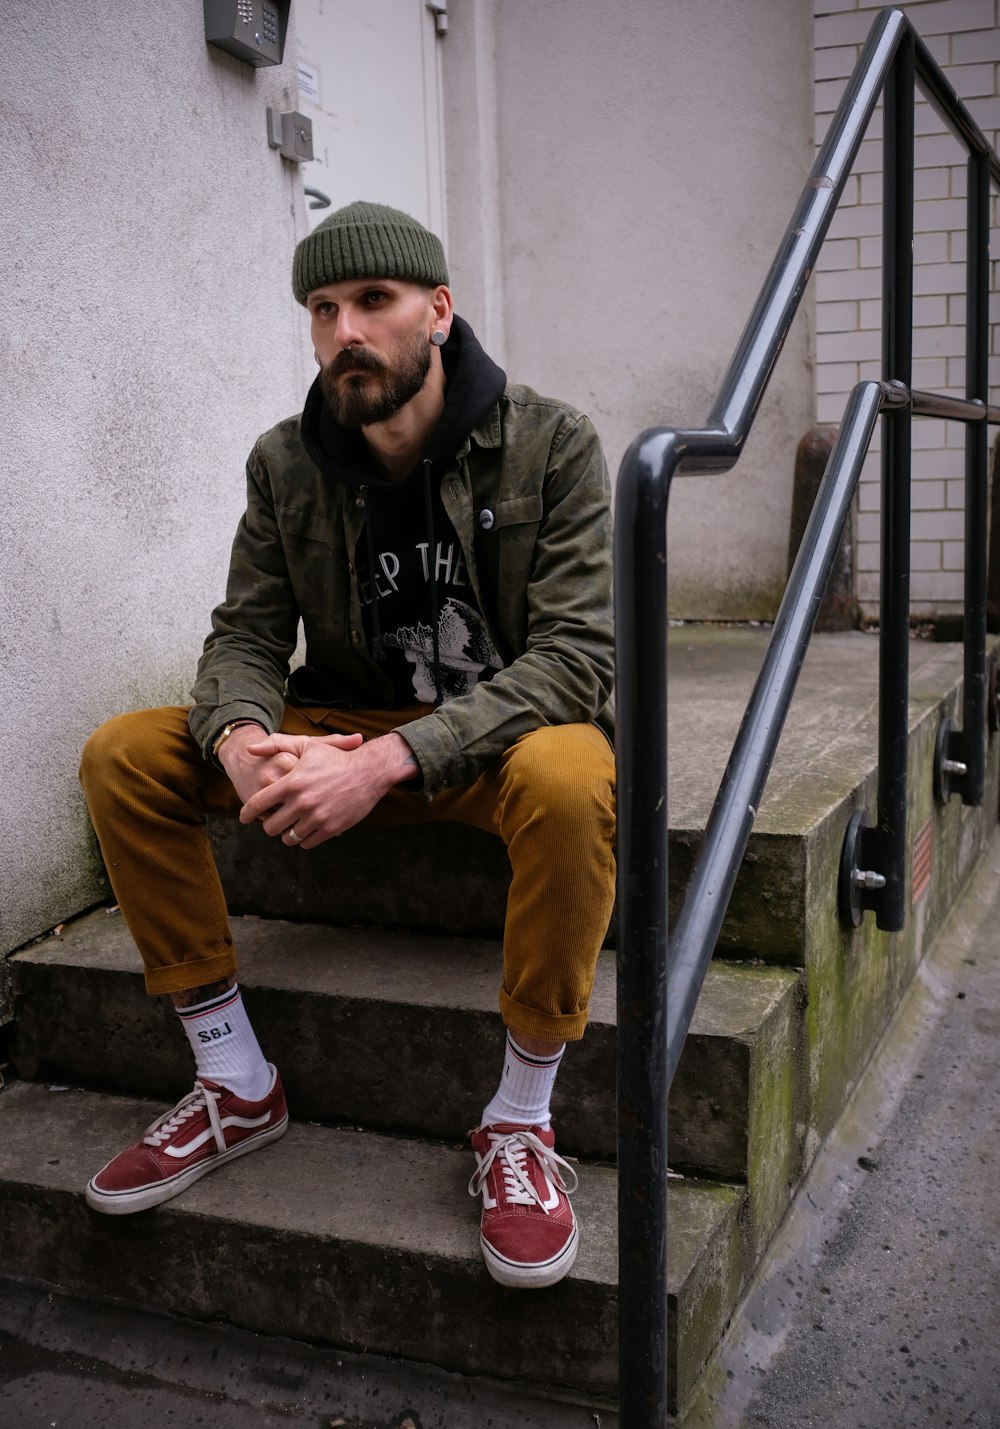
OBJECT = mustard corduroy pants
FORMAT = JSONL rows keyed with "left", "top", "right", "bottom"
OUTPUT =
{"left": 80, "top": 704, "right": 617, "bottom": 1043}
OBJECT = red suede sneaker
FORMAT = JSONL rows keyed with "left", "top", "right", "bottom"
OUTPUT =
{"left": 85, "top": 1066, "right": 288, "bottom": 1215}
{"left": 468, "top": 1123, "right": 579, "bottom": 1288}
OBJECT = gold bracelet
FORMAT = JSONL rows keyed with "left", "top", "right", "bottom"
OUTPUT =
{"left": 211, "top": 720, "right": 259, "bottom": 758}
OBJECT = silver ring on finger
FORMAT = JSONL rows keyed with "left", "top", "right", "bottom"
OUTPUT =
{"left": 287, "top": 826, "right": 302, "bottom": 844}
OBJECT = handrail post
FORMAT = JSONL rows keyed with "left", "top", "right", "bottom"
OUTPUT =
{"left": 957, "top": 146, "right": 991, "bottom": 803}
{"left": 866, "top": 29, "right": 916, "bottom": 931}
{"left": 615, "top": 430, "right": 673, "bottom": 1427}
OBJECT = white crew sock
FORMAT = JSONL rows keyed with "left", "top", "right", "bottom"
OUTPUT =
{"left": 176, "top": 984, "right": 273, "bottom": 1102}
{"left": 480, "top": 1031, "right": 566, "bottom": 1132}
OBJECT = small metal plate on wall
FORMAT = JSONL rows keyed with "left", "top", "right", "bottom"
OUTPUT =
{"left": 266, "top": 108, "right": 313, "bottom": 163}
{"left": 912, "top": 818, "right": 933, "bottom": 904}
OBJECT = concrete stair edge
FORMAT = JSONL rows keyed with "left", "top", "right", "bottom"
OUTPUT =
{"left": 0, "top": 1081, "right": 744, "bottom": 1412}
{"left": 9, "top": 912, "right": 802, "bottom": 1190}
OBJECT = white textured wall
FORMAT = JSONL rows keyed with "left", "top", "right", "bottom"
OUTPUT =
{"left": 1, "top": 2, "right": 311, "bottom": 954}
{"left": 443, "top": 0, "right": 817, "bottom": 619}
{"left": 814, "top": 0, "right": 1000, "bottom": 618}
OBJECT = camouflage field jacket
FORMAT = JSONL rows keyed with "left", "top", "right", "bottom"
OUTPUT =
{"left": 188, "top": 384, "right": 614, "bottom": 793}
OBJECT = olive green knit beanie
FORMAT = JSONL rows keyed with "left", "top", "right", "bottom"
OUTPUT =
{"left": 292, "top": 201, "right": 449, "bottom": 305}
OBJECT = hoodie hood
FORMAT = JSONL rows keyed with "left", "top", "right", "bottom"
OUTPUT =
{"left": 300, "top": 313, "right": 507, "bottom": 490}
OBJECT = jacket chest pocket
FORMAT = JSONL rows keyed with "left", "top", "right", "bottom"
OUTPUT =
{"left": 276, "top": 504, "right": 340, "bottom": 546}
{"left": 475, "top": 494, "right": 543, "bottom": 649}
{"left": 275, "top": 504, "right": 349, "bottom": 634}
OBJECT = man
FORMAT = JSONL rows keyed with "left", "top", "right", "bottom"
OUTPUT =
{"left": 80, "top": 202, "right": 616, "bottom": 1290}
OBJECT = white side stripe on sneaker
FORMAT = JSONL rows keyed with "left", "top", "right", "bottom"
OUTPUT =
{"left": 162, "top": 1112, "right": 273, "bottom": 1159}
{"left": 139, "top": 1079, "right": 274, "bottom": 1162}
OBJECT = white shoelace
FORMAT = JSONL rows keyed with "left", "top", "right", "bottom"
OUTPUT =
{"left": 142, "top": 1082, "right": 225, "bottom": 1153}
{"left": 469, "top": 1129, "right": 579, "bottom": 1213}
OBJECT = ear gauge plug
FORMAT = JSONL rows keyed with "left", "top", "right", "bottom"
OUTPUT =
{"left": 314, "top": 351, "right": 321, "bottom": 365}
{"left": 430, "top": 330, "right": 447, "bottom": 347}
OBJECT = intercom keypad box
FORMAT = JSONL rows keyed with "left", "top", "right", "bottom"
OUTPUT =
{"left": 204, "top": 0, "right": 288, "bottom": 68}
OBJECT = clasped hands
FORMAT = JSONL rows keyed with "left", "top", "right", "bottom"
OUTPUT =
{"left": 220, "top": 725, "right": 417, "bottom": 851}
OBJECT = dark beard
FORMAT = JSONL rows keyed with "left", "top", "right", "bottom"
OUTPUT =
{"left": 319, "top": 330, "right": 431, "bottom": 428}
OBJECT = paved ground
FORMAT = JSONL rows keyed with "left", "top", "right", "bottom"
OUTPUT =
{"left": 683, "top": 821, "right": 1000, "bottom": 1428}
{"left": 0, "top": 1277, "right": 614, "bottom": 1429}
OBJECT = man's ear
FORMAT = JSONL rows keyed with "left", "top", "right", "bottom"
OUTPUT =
{"left": 430, "top": 284, "right": 454, "bottom": 333}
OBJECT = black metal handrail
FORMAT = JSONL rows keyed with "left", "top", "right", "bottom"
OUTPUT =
{"left": 614, "top": 8, "right": 1000, "bottom": 1422}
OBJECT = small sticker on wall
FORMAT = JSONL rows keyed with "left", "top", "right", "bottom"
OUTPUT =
{"left": 912, "top": 819, "right": 933, "bottom": 904}
{"left": 298, "top": 61, "right": 320, "bottom": 105}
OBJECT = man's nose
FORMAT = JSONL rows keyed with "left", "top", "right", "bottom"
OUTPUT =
{"left": 335, "top": 305, "right": 366, "bottom": 349}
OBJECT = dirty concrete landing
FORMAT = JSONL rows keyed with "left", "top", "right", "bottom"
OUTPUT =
{"left": 0, "top": 1278, "right": 612, "bottom": 1429}
{"left": 683, "top": 822, "right": 1000, "bottom": 1429}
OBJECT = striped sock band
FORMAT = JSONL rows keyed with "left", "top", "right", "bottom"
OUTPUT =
{"left": 480, "top": 1031, "right": 565, "bottom": 1132}
{"left": 176, "top": 983, "right": 272, "bottom": 1102}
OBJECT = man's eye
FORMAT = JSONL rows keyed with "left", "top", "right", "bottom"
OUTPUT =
{"left": 364, "top": 290, "right": 387, "bottom": 306}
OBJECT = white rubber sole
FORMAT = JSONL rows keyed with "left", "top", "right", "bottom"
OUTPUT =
{"left": 480, "top": 1223, "right": 579, "bottom": 1289}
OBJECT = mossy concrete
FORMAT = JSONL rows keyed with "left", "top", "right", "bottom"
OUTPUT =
{"left": 794, "top": 675, "right": 1000, "bottom": 1162}
{"left": 667, "top": 963, "right": 803, "bottom": 1262}
{"left": 685, "top": 822, "right": 1000, "bottom": 1428}
{"left": 668, "top": 628, "right": 1000, "bottom": 1168}
{"left": 667, "top": 1179, "right": 745, "bottom": 1415}
{"left": 665, "top": 629, "right": 1000, "bottom": 1412}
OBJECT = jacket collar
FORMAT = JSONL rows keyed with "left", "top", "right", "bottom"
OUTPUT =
{"left": 467, "top": 400, "right": 504, "bottom": 452}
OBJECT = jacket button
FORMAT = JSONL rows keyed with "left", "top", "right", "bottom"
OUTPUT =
{"left": 351, "top": 629, "right": 362, "bottom": 645}
{"left": 479, "top": 508, "right": 495, "bottom": 530}
{"left": 355, "top": 496, "right": 366, "bottom": 509}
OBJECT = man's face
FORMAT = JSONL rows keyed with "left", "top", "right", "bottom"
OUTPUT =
{"left": 307, "top": 278, "right": 439, "bottom": 428}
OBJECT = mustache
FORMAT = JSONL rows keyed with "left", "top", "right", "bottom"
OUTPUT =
{"left": 325, "top": 347, "right": 386, "bottom": 379}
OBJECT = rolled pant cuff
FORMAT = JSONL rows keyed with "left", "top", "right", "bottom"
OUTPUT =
{"left": 143, "top": 951, "right": 238, "bottom": 998}
{"left": 499, "top": 988, "right": 589, "bottom": 1044}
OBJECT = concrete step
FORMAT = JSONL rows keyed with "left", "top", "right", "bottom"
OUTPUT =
{"left": 205, "top": 634, "right": 1000, "bottom": 1162}
{"left": 8, "top": 911, "right": 801, "bottom": 1254}
{"left": 673, "top": 629, "right": 1000, "bottom": 1168}
{"left": 10, "top": 629, "right": 993, "bottom": 1415}
{"left": 207, "top": 633, "right": 979, "bottom": 967}
{"left": 0, "top": 1080, "right": 742, "bottom": 1413}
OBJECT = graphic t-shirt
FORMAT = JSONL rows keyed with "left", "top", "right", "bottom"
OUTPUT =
{"left": 355, "top": 474, "right": 504, "bottom": 707}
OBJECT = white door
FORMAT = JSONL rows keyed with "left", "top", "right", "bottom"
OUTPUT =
{"left": 295, "top": 0, "right": 446, "bottom": 239}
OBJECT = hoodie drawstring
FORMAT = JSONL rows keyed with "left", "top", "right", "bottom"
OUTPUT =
{"left": 422, "top": 459, "right": 443, "bottom": 706}
{"left": 361, "top": 484, "right": 385, "bottom": 663}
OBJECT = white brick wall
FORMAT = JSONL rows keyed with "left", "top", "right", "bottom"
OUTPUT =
{"left": 814, "top": 0, "right": 1000, "bottom": 617}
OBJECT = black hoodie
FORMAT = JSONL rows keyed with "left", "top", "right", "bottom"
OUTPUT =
{"left": 298, "top": 315, "right": 508, "bottom": 708}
